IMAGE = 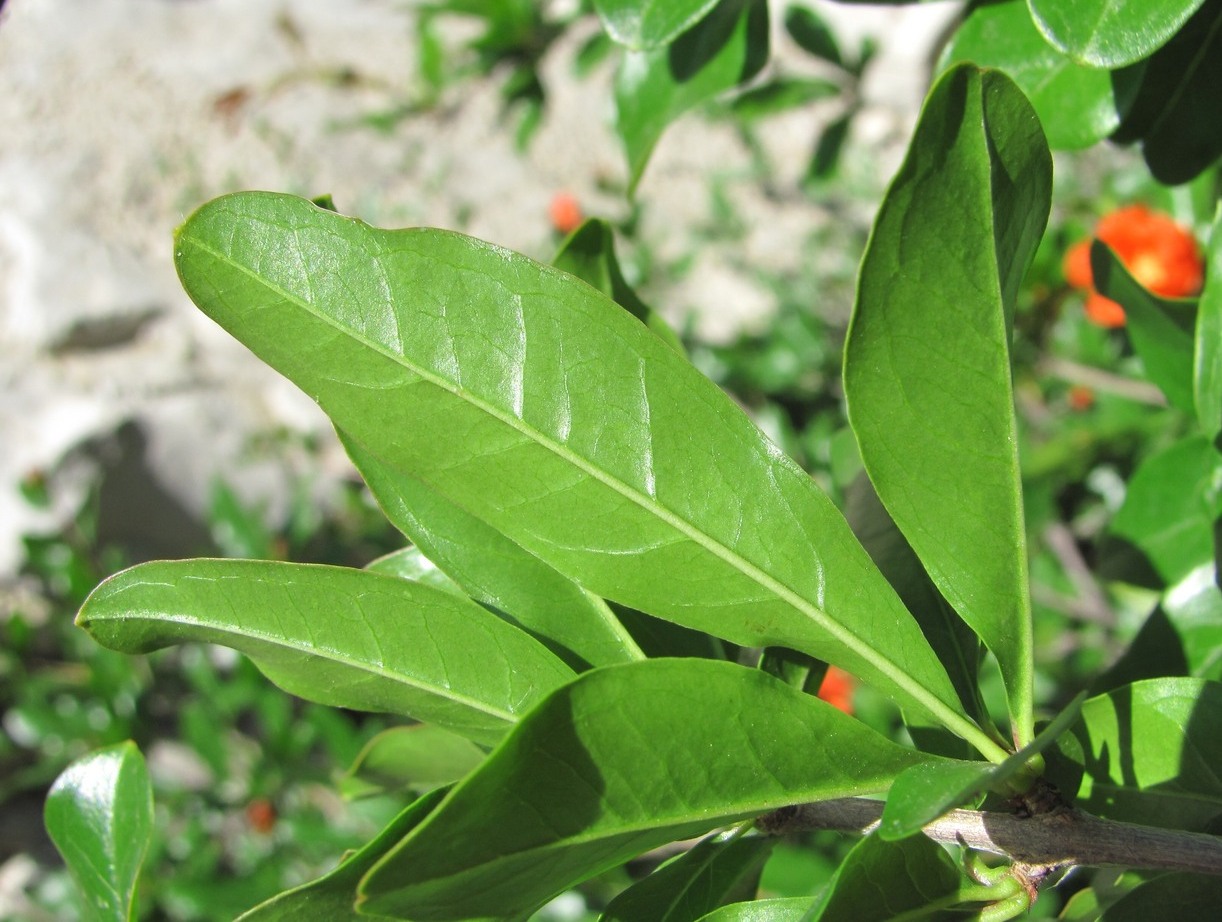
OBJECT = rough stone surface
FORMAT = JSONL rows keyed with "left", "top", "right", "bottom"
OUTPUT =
{"left": 0, "top": 0, "right": 955, "bottom": 577}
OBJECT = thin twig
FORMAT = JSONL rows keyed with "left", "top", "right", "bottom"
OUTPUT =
{"left": 760, "top": 798, "right": 1222, "bottom": 878}
{"left": 1040, "top": 522, "right": 1115, "bottom": 628}
{"left": 1038, "top": 357, "right": 1167, "bottom": 406}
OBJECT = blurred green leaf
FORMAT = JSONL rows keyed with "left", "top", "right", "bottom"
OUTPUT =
{"left": 78, "top": 560, "right": 575, "bottom": 745}
{"left": 1104, "top": 435, "right": 1221, "bottom": 587}
{"left": 845, "top": 64, "right": 1051, "bottom": 745}
{"left": 1195, "top": 207, "right": 1222, "bottom": 439}
{"left": 552, "top": 217, "right": 685, "bottom": 355}
{"left": 601, "top": 832, "right": 774, "bottom": 922}
{"left": 728, "top": 77, "right": 841, "bottom": 120}
{"left": 616, "top": 0, "right": 769, "bottom": 193}
{"left": 1111, "top": 0, "right": 1222, "bottom": 185}
{"left": 173, "top": 191, "right": 982, "bottom": 747}
{"left": 596, "top": 0, "right": 722, "bottom": 49}
{"left": 341, "top": 725, "right": 485, "bottom": 799}
{"left": 1053, "top": 677, "right": 1222, "bottom": 831}
{"left": 1161, "top": 566, "right": 1222, "bottom": 680}
{"left": 342, "top": 431, "right": 643, "bottom": 672}
{"left": 235, "top": 787, "right": 448, "bottom": 921}
{"left": 783, "top": 5, "right": 842, "bottom": 67}
{"left": 357, "top": 659, "right": 944, "bottom": 920}
{"left": 806, "top": 832, "right": 965, "bottom": 921}
{"left": 1027, "top": 0, "right": 1206, "bottom": 68}
{"left": 1099, "top": 872, "right": 1222, "bottom": 919}
{"left": 45, "top": 741, "right": 152, "bottom": 922}
{"left": 1091, "top": 241, "right": 1197, "bottom": 414}
{"left": 944, "top": 0, "right": 1120, "bottom": 149}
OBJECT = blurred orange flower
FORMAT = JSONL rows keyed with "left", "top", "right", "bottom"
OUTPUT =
{"left": 549, "top": 191, "right": 583, "bottom": 235}
{"left": 1064, "top": 204, "right": 1203, "bottom": 328}
{"left": 818, "top": 666, "right": 855, "bottom": 714}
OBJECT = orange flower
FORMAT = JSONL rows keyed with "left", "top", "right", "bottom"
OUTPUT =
{"left": 245, "top": 798, "right": 277, "bottom": 834}
{"left": 1067, "top": 385, "right": 1095, "bottom": 412}
{"left": 818, "top": 666, "right": 856, "bottom": 714}
{"left": 548, "top": 191, "right": 583, "bottom": 235}
{"left": 1063, "top": 205, "right": 1203, "bottom": 328}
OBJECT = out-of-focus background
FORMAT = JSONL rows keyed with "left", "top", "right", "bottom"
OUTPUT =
{"left": 0, "top": 1, "right": 1177, "bottom": 919}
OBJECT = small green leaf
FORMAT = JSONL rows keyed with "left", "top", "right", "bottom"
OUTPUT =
{"left": 1051, "top": 677, "right": 1222, "bottom": 831}
{"left": 364, "top": 545, "right": 467, "bottom": 597}
{"left": 357, "top": 659, "right": 944, "bottom": 920}
{"left": 45, "top": 741, "right": 152, "bottom": 922}
{"left": 596, "top": 0, "right": 722, "bottom": 49}
{"left": 341, "top": 726, "right": 486, "bottom": 799}
{"left": 728, "top": 77, "right": 841, "bottom": 121}
{"left": 77, "top": 560, "right": 575, "bottom": 745}
{"left": 695, "top": 898, "right": 812, "bottom": 921}
{"left": 1195, "top": 206, "right": 1222, "bottom": 439}
{"left": 806, "top": 832, "right": 964, "bottom": 921}
{"left": 1091, "top": 241, "right": 1197, "bottom": 414}
{"left": 1103, "top": 435, "right": 1221, "bottom": 587}
{"left": 845, "top": 63, "right": 1050, "bottom": 746}
{"left": 1027, "top": 0, "right": 1206, "bottom": 68}
{"left": 174, "top": 191, "right": 989, "bottom": 751}
{"left": 615, "top": 0, "right": 769, "bottom": 193}
{"left": 343, "top": 431, "right": 644, "bottom": 672}
{"left": 1100, "top": 872, "right": 1222, "bottom": 919}
{"left": 601, "top": 832, "right": 774, "bottom": 922}
{"left": 943, "top": 0, "right": 1120, "bottom": 149}
{"left": 236, "top": 787, "right": 447, "bottom": 921}
{"left": 1110, "top": 1, "right": 1222, "bottom": 185}
{"left": 783, "top": 5, "right": 842, "bottom": 67}
{"left": 551, "top": 217, "right": 685, "bottom": 355}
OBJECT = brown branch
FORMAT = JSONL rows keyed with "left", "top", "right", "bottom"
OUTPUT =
{"left": 759, "top": 798, "right": 1222, "bottom": 878}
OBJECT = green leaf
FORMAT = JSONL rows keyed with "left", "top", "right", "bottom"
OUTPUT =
{"left": 174, "top": 192, "right": 991, "bottom": 751}
{"left": 596, "top": 0, "right": 722, "bottom": 49}
{"left": 844, "top": 63, "right": 1050, "bottom": 746}
{"left": 615, "top": 0, "right": 769, "bottom": 193}
{"left": 44, "top": 741, "right": 152, "bottom": 922}
{"left": 551, "top": 217, "right": 685, "bottom": 355}
{"left": 1027, "top": 0, "right": 1207, "bottom": 68}
{"left": 783, "top": 5, "right": 842, "bottom": 67}
{"left": 343, "top": 430, "right": 644, "bottom": 672}
{"left": 807, "top": 832, "right": 963, "bottom": 921}
{"left": 340, "top": 725, "right": 485, "bottom": 799}
{"left": 77, "top": 559, "right": 575, "bottom": 746}
{"left": 879, "top": 693, "right": 1084, "bottom": 840}
{"left": 364, "top": 545, "right": 468, "bottom": 596}
{"left": 1195, "top": 206, "right": 1222, "bottom": 438}
{"left": 1090, "top": 241, "right": 1197, "bottom": 414}
{"left": 236, "top": 787, "right": 447, "bottom": 921}
{"left": 600, "top": 832, "right": 774, "bottom": 922}
{"left": 943, "top": 0, "right": 1120, "bottom": 149}
{"left": 357, "top": 659, "right": 944, "bottom": 919}
{"left": 1103, "top": 435, "right": 1221, "bottom": 587}
{"left": 728, "top": 78, "right": 841, "bottom": 121}
{"left": 1051, "top": 678, "right": 1222, "bottom": 831}
{"left": 1161, "top": 566, "right": 1222, "bottom": 681}
{"left": 1100, "top": 873, "right": 1222, "bottom": 920}
{"left": 1110, "top": 0, "right": 1222, "bottom": 185}
{"left": 695, "top": 898, "right": 812, "bottom": 922}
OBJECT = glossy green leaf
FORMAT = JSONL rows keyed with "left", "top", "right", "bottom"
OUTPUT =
{"left": 364, "top": 545, "right": 467, "bottom": 597}
{"left": 343, "top": 430, "right": 644, "bottom": 672}
{"left": 1091, "top": 241, "right": 1196, "bottom": 414}
{"left": 1194, "top": 207, "right": 1222, "bottom": 438}
{"left": 596, "top": 0, "right": 721, "bottom": 49}
{"left": 844, "top": 64, "right": 1050, "bottom": 746}
{"left": 44, "top": 741, "right": 152, "bottom": 922}
{"left": 174, "top": 192, "right": 990, "bottom": 750}
{"left": 943, "top": 0, "right": 1120, "bottom": 149}
{"left": 77, "top": 559, "right": 575, "bottom": 746}
{"left": 807, "top": 832, "right": 963, "bottom": 921}
{"left": 1110, "top": 0, "right": 1222, "bottom": 185}
{"left": 1104, "top": 435, "right": 1221, "bottom": 587}
{"left": 236, "top": 787, "right": 447, "bottom": 921}
{"left": 1100, "top": 872, "right": 1222, "bottom": 920}
{"left": 615, "top": 0, "right": 769, "bottom": 193}
{"left": 600, "top": 832, "right": 774, "bottom": 922}
{"left": 880, "top": 694, "right": 1083, "bottom": 839}
{"left": 357, "top": 659, "right": 944, "bottom": 919}
{"left": 340, "top": 725, "right": 485, "bottom": 799}
{"left": 695, "top": 899, "right": 811, "bottom": 922}
{"left": 1054, "top": 678, "right": 1222, "bottom": 831}
{"left": 1027, "top": 0, "right": 1206, "bottom": 68}
{"left": 551, "top": 217, "right": 685, "bottom": 355}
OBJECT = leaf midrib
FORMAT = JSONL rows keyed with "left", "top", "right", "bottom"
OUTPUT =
{"left": 180, "top": 229, "right": 970, "bottom": 739}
